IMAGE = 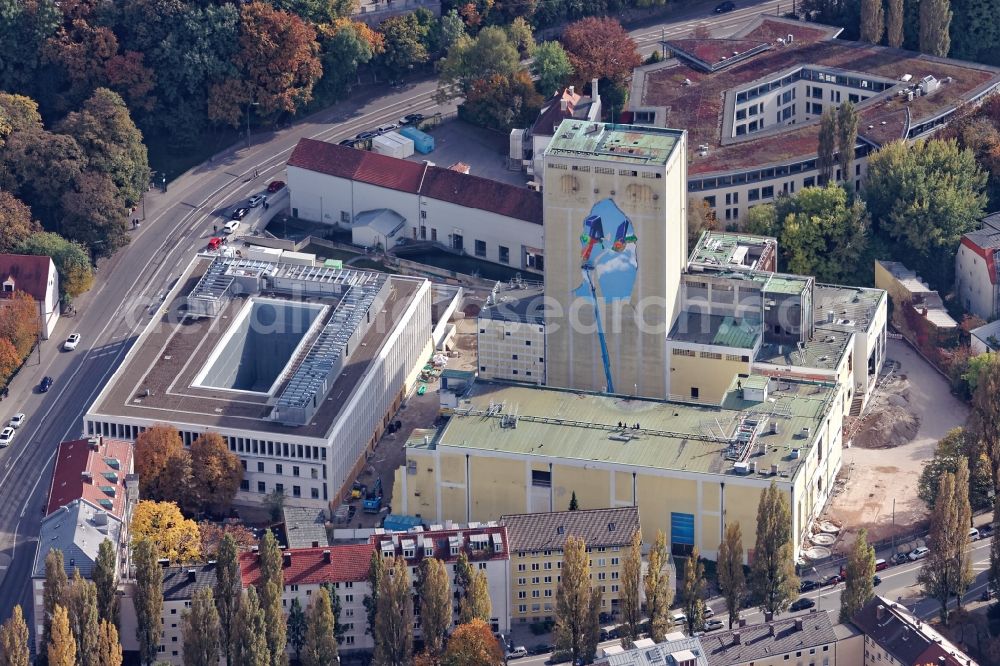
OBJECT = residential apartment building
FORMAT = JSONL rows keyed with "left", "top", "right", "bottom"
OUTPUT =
{"left": 852, "top": 596, "right": 979, "bottom": 666}
{"left": 697, "top": 613, "right": 859, "bottom": 666}
{"left": 628, "top": 15, "right": 1000, "bottom": 223}
{"left": 286, "top": 138, "right": 545, "bottom": 275}
{"left": 955, "top": 211, "right": 1000, "bottom": 321}
{"left": 32, "top": 436, "right": 136, "bottom": 651}
{"left": 155, "top": 564, "right": 219, "bottom": 665}
{"left": 501, "top": 507, "right": 640, "bottom": 624}
{"left": 596, "top": 634, "right": 707, "bottom": 665}
{"left": 239, "top": 545, "right": 377, "bottom": 654}
{"left": 0, "top": 253, "right": 60, "bottom": 339}
{"left": 369, "top": 522, "right": 511, "bottom": 634}
{"left": 511, "top": 83, "right": 602, "bottom": 180}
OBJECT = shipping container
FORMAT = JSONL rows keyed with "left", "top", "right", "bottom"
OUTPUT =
{"left": 399, "top": 126, "right": 434, "bottom": 154}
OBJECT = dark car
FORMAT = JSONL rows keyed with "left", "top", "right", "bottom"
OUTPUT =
{"left": 231, "top": 207, "right": 249, "bottom": 221}
{"left": 599, "top": 612, "right": 614, "bottom": 624}
{"left": 338, "top": 139, "right": 356, "bottom": 146}
{"left": 267, "top": 180, "right": 285, "bottom": 193}
{"left": 800, "top": 579, "right": 819, "bottom": 593}
{"left": 790, "top": 597, "right": 816, "bottom": 611}
{"left": 981, "top": 524, "right": 994, "bottom": 538}
{"left": 873, "top": 575, "right": 882, "bottom": 587}
{"left": 822, "top": 574, "right": 844, "bottom": 587}
{"left": 531, "top": 644, "right": 552, "bottom": 656}
{"left": 355, "top": 130, "right": 377, "bottom": 140}
{"left": 399, "top": 113, "right": 425, "bottom": 125}
{"left": 892, "top": 553, "right": 909, "bottom": 565}
{"left": 39, "top": 376, "right": 53, "bottom": 392}
{"left": 715, "top": 1, "right": 736, "bottom": 11}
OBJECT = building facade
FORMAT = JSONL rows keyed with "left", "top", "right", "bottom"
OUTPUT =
{"left": 852, "top": 596, "right": 979, "bottom": 666}
{"left": 697, "top": 614, "right": 856, "bottom": 666}
{"left": 0, "top": 253, "right": 60, "bottom": 339}
{"left": 955, "top": 212, "right": 1000, "bottom": 321}
{"left": 501, "top": 507, "right": 640, "bottom": 624}
{"left": 542, "top": 121, "right": 688, "bottom": 398}
{"left": 477, "top": 284, "right": 546, "bottom": 384}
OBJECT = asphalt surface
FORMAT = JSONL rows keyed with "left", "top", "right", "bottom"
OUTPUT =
{"left": 0, "top": 0, "right": 781, "bottom": 633}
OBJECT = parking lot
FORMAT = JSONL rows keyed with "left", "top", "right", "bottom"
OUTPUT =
{"left": 404, "top": 119, "right": 527, "bottom": 187}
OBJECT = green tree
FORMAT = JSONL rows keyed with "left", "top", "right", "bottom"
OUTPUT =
{"left": 532, "top": 41, "right": 574, "bottom": 96}
{"left": 919, "top": 471, "right": 964, "bottom": 623}
{"left": 133, "top": 539, "right": 164, "bottom": 666}
{"left": 314, "top": 21, "right": 375, "bottom": 104}
{"left": 864, "top": 138, "right": 986, "bottom": 291}
{"left": 505, "top": 16, "right": 534, "bottom": 56}
{"left": 680, "top": 548, "right": 706, "bottom": 635}
{"left": 554, "top": 536, "right": 600, "bottom": 664}
{"left": 92, "top": 539, "right": 117, "bottom": 625}
{"left": 949, "top": 0, "right": 1000, "bottom": 65}
{"left": 836, "top": 101, "right": 859, "bottom": 181}
{"left": 303, "top": 588, "right": 339, "bottom": 666}
{"left": 363, "top": 550, "right": 384, "bottom": 637}
{"left": 688, "top": 197, "right": 718, "bottom": 249}
{"left": 717, "top": 522, "right": 746, "bottom": 630}
{"left": 887, "top": 0, "right": 904, "bottom": 46}
{"left": 840, "top": 528, "right": 876, "bottom": 622}
{"left": 954, "top": 457, "right": 974, "bottom": 607}
{"left": 183, "top": 588, "right": 221, "bottom": 666}
{"left": 215, "top": 534, "right": 242, "bottom": 666}
{"left": 817, "top": 108, "right": 837, "bottom": 184}
{"left": 568, "top": 492, "right": 579, "bottom": 511}
{"left": 59, "top": 87, "right": 149, "bottom": 207}
{"left": 775, "top": 184, "right": 870, "bottom": 283}
{"left": 441, "top": 619, "right": 504, "bottom": 666}
{"left": 989, "top": 493, "right": 1000, "bottom": 602}
{"left": 439, "top": 10, "right": 466, "bottom": 52}
{"left": 17, "top": 230, "right": 95, "bottom": 298}
{"left": 436, "top": 27, "right": 520, "bottom": 102}
{"left": 920, "top": 0, "right": 952, "bottom": 55}
{"left": 644, "top": 531, "right": 674, "bottom": 642}
{"left": 373, "top": 557, "right": 413, "bottom": 666}
{"left": 461, "top": 70, "right": 541, "bottom": 132}
{"left": 59, "top": 172, "right": 131, "bottom": 259}
{"left": 460, "top": 570, "right": 492, "bottom": 625}
{"left": 860, "top": 0, "right": 885, "bottom": 43}
{"left": 377, "top": 13, "right": 428, "bottom": 83}
{"left": 67, "top": 569, "right": 99, "bottom": 666}
{"left": 618, "top": 531, "right": 642, "bottom": 648}
{"left": 1, "top": 128, "right": 85, "bottom": 232}
{"left": 42, "top": 549, "right": 69, "bottom": 664}
{"left": 918, "top": 428, "right": 992, "bottom": 511}
{"left": 0, "top": 0, "right": 60, "bottom": 93}
{"left": 886, "top": 0, "right": 905, "bottom": 49}
{"left": 750, "top": 482, "right": 799, "bottom": 616}
{"left": 968, "top": 353, "right": 1000, "bottom": 484}
{"left": 258, "top": 531, "right": 287, "bottom": 666}
{"left": 416, "top": 558, "right": 451, "bottom": 656}
{"left": 95, "top": 621, "right": 122, "bottom": 666}
{"left": 234, "top": 587, "right": 270, "bottom": 666}
{"left": 48, "top": 606, "right": 76, "bottom": 666}
{"left": 745, "top": 204, "right": 777, "bottom": 236}
{"left": 286, "top": 598, "right": 307, "bottom": 663}
{"left": 0, "top": 606, "right": 30, "bottom": 666}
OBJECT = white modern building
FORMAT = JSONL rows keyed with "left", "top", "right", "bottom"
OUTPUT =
{"left": 286, "top": 138, "right": 545, "bottom": 275}
{"left": 84, "top": 254, "right": 433, "bottom": 509}
{"left": 956, "top": 211, "right": 1000, "bottom": 321}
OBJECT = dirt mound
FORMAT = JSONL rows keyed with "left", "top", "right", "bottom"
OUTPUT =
{"left": 852, "top": 375, "right": 920, "bottom": 449}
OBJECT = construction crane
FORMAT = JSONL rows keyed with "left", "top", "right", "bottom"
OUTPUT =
{"left": 582, "top": 260, "right": 615, "bottom": 394}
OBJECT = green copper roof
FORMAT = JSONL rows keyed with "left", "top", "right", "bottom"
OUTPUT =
{"left": 545, "top": 120, "right": 684, "bottom": 165}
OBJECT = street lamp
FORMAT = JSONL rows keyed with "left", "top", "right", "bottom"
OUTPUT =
{"left": 247, "top": 101, "right": 260, "bottom": 149}
{"left": 812, "top": 567, "right": 822, "bottom": 611}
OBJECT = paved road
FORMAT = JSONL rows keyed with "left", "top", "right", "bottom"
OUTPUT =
{"left": 0, "top": 0, "right": 778, "bottom": 630}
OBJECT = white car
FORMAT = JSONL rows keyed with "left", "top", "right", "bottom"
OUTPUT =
{"left": 248, "top": 194, "right": 266, "bottom": 208}
{"left": 63, "top": 333, "right": 81, "bottom": 351}
{"left": 377, "top": 123, "right": 399, "bottom": 133}
{"left": 908, "top": 546, "right": 930, "bottom": 561}
{"left": 0, "top": 427, "right": 14, "bottom": 447}
{"left": 8, "top": 413, "right": 25, "bottom": 429}
{"left": 223, "top": 220, "right": 241, "bottom": 234}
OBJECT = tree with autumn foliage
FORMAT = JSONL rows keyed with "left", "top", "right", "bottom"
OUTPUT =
{"left": 209, "top": 2, "right": 321, "bottom": 126}
{"left": 130, "top": 501, "right": 202, "bottom": 564}
{"left": 199, "top": 522, "right": 258, "bottom": 559}
{"left": 134, "top": 425, "right": 191, "bottom": 504}
{"left": 463, "top": 70, "right": 541, "bottom": 131}
{"left": 561, "top": 17, "right": 641, "bottom": 88}
{"left": 313, "top": 20, "right": 380, "bottom": 104}
{"left": 0, "top": 291, "right": 40, "bottom": 359}
{"left": 441, "top": 619, "right": 504, "bottom": 666}
{"left": 0, "top": 193, "right": 41, "bottom": 254}
{"left": 376, "top": 13, "right": 429, "bottom": 83}
{"left": 190, "top": 432, "right": 243, "bottom": 516}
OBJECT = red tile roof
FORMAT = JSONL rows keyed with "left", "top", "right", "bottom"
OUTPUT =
{"left": 288, "top": 138, "right": 425, "bottom": 194}
{"left": 288, "top": 138, "right": 543, "bottom": 225}
{"left": 45, "top": 437, "right": 134, "bottom": 518}
{"left": 0, "top": 254, "right": 54, "bottom": 302}
{"left": 639, "top": 16, "right": 1000, "bottom": 175}
{"left": 369, "top": 525, "right": 509, "bottom": 564}
{"left": 532, "top": 89, "right": 582, "bottom": 137}
{"left": 239, "top": 544, "right": 375, "bottom": 587}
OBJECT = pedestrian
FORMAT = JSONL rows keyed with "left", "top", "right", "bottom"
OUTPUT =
{"left": 213, "top": 224, "right": 217, "bottom": 233}
{"left": 264, "top": 202, "right": 269, "bottom": 210}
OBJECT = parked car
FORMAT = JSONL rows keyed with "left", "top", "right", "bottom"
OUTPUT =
{"left": 248, "top": 194, "right": 266, "bottom": 208}
{"left": 8, "top": 413, "right": 25, "bottom": 429}
{"left": 800, "top": 579, "right": 819, "bottom": 593}
{"left": 39, "top": 376, "right": 53, "bottom": 392}
{"left": 223, "top": 220, "right": 241, "bottom": 234}
{"left": 531, "top": 644, "right": 552, "bottom": 656}
{"left": 715, "top": 1, "right": 736, "bottom": 11}
{"left": 355, "top": 131, "right": 377, "bottom": 140}
{"left": 599, "top": 626, "right": 619, "bottom": 641}
{"left": 822, "top": 574, "right": 844, "bottom": 586}
{"left": 377, "top": 123, "right": 399, "bottom": 133}
{"left": 969, "top": 527, "right": 980, "bottom": 541}
{"left": 790, "top": 597, "right": 816, "bottom": 611}
{"left": 0, "top": 427, "right": 14, "bottom": 447}
{"left": 671, "top": 611, "right": 687, "bottom": 626}
{"left": 874, "top": 558, "right": 888, "bottom": 571}
{"left": 63, "top": 333, "right": 81, "bottom": 351}
{"left": 703, "top": 606, "right": 715, "bottom": 618}
{"left": 892, "top": 552, "right": 910, "bottom": 565}
{"left": 267, "top": 180, "right": 285, "bottom": 193}
{"left": 873, "top": 575, "right": 882, "bottom": 587}
{"left": 599, "top": 612, "right": 614, "bottom": 624}
{"left": 981, "top": 524, "right": 994, "bottom": 538}
{"left": 909, "top": 546, "right": 930, "bottom": 561}
{"left": 338, "top": 139, "right": 355, "bottom": 146}
{"left": 399, "top": 113, "right": 425, "bottom": 125}
{"left": 508, "top": 646, "right": 528, "bottom": 659}
{"left": 704, "top": 619, "right": 725, "bottom": 632}
{"left": 231, "top": 207, "right": 249, "bottom": 221}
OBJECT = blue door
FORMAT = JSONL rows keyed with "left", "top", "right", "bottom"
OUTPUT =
{"left": 671, "top": 512, "right": 695, "bottom": 556}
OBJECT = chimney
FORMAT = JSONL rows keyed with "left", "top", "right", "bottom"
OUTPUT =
{"left": 88, "top": 437, "right": 101, "bottom": 451}
{"left": 794, "top": 618, "right": 804, "bottom": 632}
{"left": 591, "top": 78, "right": 599, "bottom": 102}
{"left": 560, "top": 98, "right": 569, "bottom": 112}
{"left": 876, "top": 604, "right": 885, "bottom": 621}
{"left": 322, "top": 550, "right": 332, "bottom": 564}
{"left": 731, "top": 631, "right": 741, "bottom": 646}
{"left": 187, "top": 569, "right": 197, "bottom": 583}
{"left": 158, "top": 558, "right": 170, "bottom": 568}
{"left": 568, "top": 85, "right": 574, "bottom": 95}
{"left": 283, "top": 552, "right": 292, "bottom": 568}
{"left": 81, "top": 471, "right": 93, "bottom": 483}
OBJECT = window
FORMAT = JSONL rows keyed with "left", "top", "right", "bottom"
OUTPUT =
{"left": 762, "top": 186, "right": 774, "bottom": 199}
{"left": 275, "top": 464, "right": 283, "bottom": 475}
{"left": 257, "top": 481, "right": 266, "bottom": 493}
{"left": 810, "top": 102, "right": 823, "bottom": 115}
{"left": 531, "top": 563, "right": 540, "bottom": 571}
{"left": 499, "top": 246, "right": 509, "bottom": 264}
{"left": 257, "top": 462, "right": 264, "bottom": 473}
{"left": 341, "top": 211, "right": 350, "bottom": 222}
{"left": 275, "top": 483, "right": 283, "bottom": 493}
{"left": 475, "top": 240, "right": 486, "bottom": 257}
{"left": 240, "top": 480, "right": 249, "bottom": 491}
{"left": 531, "top": 470, "right": 551, "bottom": 488}
{"left": 736, "top": 124, "right": 747, "bottom": 136}
{"left": 748, "top": 188, "right": 760, "bottom": 201}
{"left": 736, "top": 108, "right": 747, "bottom": 120}
{"left": 544, "top": 562, "right": 552, "bottom": 569}
{"left": 293, "top": 485, "right": 301, "bottom": 497}
{"left": 292, "top": 466, "right": 299, "bottom": 477}
{"left": 691, "top": 387, "right": 700, "bottom": 399}
{"left": 704, "top": 196, "right": 716, "bottom": 208}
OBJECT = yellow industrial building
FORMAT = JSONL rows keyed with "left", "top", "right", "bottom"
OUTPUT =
{"left": 394, "top": 371, "right": 843, "bottom": 563}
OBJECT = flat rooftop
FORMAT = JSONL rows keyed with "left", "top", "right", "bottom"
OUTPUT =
{"left": 669, "top": 311, "right": 761, "bottom": 349}
{"left": 689, "top": 231, "right": 777, "bottom": 270}
{"left": 632, "top": 15, "right": 1000, "bottom": 175}
{"left": 414, "top": 377, "right": 837, "bottom": 478}
{"left": 88, "top": 256, "right": 422, "bottom": 439}
{"left": 756, "top": 325, "right": 853, "bottom": 371}
{"left": 813, "top": 283, "right": 884, "bottom": 333}
{"left": 545, "top": 120, "right": 683, "bottom": 166}
{"left": 478, "top": 284, "right": 546, "bottom": 325}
